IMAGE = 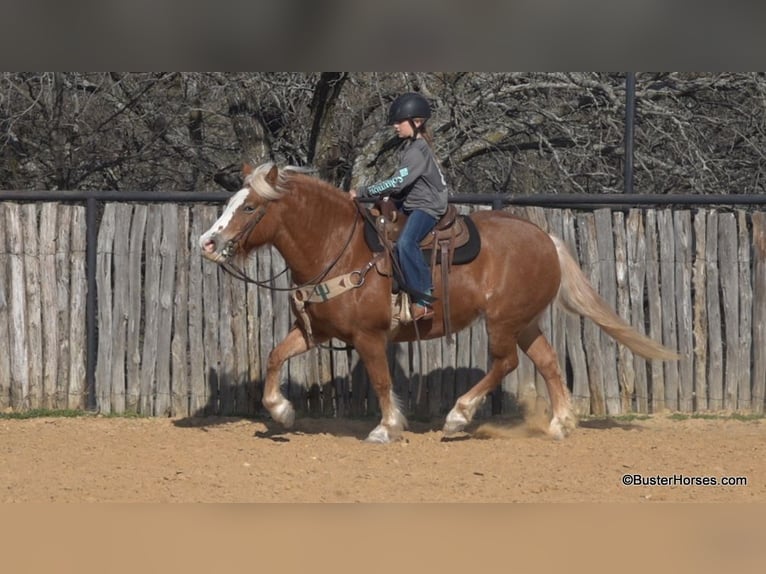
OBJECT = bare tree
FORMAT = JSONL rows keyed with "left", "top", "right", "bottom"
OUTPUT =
{"left": 2, "top": 72, "right": 765, "bottom": 195}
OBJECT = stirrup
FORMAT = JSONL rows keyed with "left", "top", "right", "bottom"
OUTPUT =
{"left": 411, "top": 303, "right": 434, "bottom": 321}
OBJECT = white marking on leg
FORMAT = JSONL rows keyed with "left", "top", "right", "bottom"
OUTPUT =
{"left": 443, "top": 408, "right": 469, "bottom": 435}
{"left": 266, "top": 397, "right": 295, "bottom": 428}
{"left": 365, "top": 425, "right": 392, "bottom": 443}
{"left": 383, "top": 390, "right": 408, "bottom": 433}
{"left": 549, "top": 405, "right": 576, "bottom": 439}
{"left": 548, "top": 417, "right": 566, "bottom": 440}
{"left": 443, "top": 395, "right": 485, "bottom": 435}
{"left": 461, "top": 395, "right": 484, "bottom": 420}
{"left": 365, "top": 392, "right": 407, "bottom": 444}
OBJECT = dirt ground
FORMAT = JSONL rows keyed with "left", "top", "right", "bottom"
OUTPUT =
{"left": 1, "top": 410, "right": 763, "bottom": 502}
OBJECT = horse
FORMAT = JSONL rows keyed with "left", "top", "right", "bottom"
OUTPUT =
{"left": 199, "top": 162, "right": 679, "bottom": 443}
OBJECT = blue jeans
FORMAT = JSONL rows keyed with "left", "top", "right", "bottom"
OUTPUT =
{"left": 396, "top": 209, "right": 437, "bottom": 304}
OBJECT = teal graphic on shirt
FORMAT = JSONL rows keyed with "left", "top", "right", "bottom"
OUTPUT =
{"left": 368, "top": 167, "right": 409, "bottom": 195}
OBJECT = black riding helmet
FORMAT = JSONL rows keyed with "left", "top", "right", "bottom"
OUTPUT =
{"left": 387, "top": 92, "right": 432, "bottom": 125}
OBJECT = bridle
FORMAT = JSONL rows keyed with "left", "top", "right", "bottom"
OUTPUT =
{"left": 219, "top": 204, "right": 269, "bottom": 263}
{"left": 218, "top": 203, "right": 290, "bottom": 289}
{"left": 218, "top": 199, "right": 363, "bottom": 293}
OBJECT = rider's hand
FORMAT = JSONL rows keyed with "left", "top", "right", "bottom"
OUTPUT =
{"left": 349, "top": 189, "right": 358, "bottom": 200}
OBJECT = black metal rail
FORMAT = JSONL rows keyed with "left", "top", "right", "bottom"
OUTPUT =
{"left": 4, "top": 189, "right": 766, "bottom": 205}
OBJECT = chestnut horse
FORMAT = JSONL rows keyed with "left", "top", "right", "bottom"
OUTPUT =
{"left": 200, "top": 162, "right": 678, "bottom": 443}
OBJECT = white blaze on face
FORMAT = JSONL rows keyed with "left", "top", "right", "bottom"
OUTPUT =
{"left": 199, "top": 187, "right": 250, "bottom": 251}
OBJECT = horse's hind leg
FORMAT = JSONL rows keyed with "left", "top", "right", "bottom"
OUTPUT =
{"left": 262, "top": 324, "right": 317, "bottom": 428}
{"left": 518, "top": 325, "right": 576, "bottom": 439}
{"left": 444, "top": 337, "right": 519, "bottom": 436}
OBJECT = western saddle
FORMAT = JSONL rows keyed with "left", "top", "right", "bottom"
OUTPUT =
{"left": 368, "top": 199, "right": 474, "bottom": 341}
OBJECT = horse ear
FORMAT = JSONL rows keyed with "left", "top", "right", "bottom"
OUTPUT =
{"left": 265, "top": 164, "right": 279, "bottom": 186}
{"left": 242, "top": 163, "right": 254, "bottom": 176}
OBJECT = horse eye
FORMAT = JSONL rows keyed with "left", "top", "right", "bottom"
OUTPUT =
{"left": 243, "top": 205, "right": 255, "bottom": 213}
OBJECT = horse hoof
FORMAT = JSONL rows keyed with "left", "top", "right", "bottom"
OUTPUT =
{"left": 548, "top": 416, "right": 574, "bottom": 440}
{"left": 364, "top": 425, "right": 394, "bottom": 444}
{"left": 281, "top": 408, "right": 295, "bottom": 429}
{"left": 548, "top": 424, "right": 566, "bottom": 440}
{"left": 442, "top": 424, "right": 465, "bottom": 437}
{"left": 443, "top": 409, "right": 468, "bottom": 436}
{"left": 271, "top": 401, "right": 295, "bottom": 428}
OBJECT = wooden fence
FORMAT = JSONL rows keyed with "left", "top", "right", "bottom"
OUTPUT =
{"left": 1, "top": 201, "right": 765, "bottom": 418}
{"left": 0, "top": 203, "right": 87, "bottom": 411}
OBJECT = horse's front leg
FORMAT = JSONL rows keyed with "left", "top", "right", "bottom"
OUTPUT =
{"left": 353, "top": 332, "right": 408, "bottom": 443}
{"left": 262, "top": 324, "right": 316, "bottom": 428}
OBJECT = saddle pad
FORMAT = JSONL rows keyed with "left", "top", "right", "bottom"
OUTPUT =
{"left": 363, "top": 212, "right": 481, "bottom": 266}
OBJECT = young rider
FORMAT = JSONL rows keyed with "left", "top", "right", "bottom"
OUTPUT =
{"left": 350, "top": 92, "right": 448, "bottom": 321}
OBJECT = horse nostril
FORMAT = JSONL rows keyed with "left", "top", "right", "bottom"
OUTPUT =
{"left": 202, "top": 238, "right": 217, "bottom": 254}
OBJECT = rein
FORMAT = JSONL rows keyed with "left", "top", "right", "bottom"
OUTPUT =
{"left": 220, "top": 202, "right": 361, "bottom": 292}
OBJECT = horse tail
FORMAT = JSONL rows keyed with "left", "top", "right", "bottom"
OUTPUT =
{"left": 550, "top": 235, "right": 680, "bottom": 361}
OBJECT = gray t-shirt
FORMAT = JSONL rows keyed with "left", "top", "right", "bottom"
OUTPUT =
{"left": 357, "top": 138, "right": 448, "bottom": 219}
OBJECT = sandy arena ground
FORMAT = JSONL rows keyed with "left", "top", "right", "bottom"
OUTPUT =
{"left": 0, "top": 411, "right": 763, "bottom": 502}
